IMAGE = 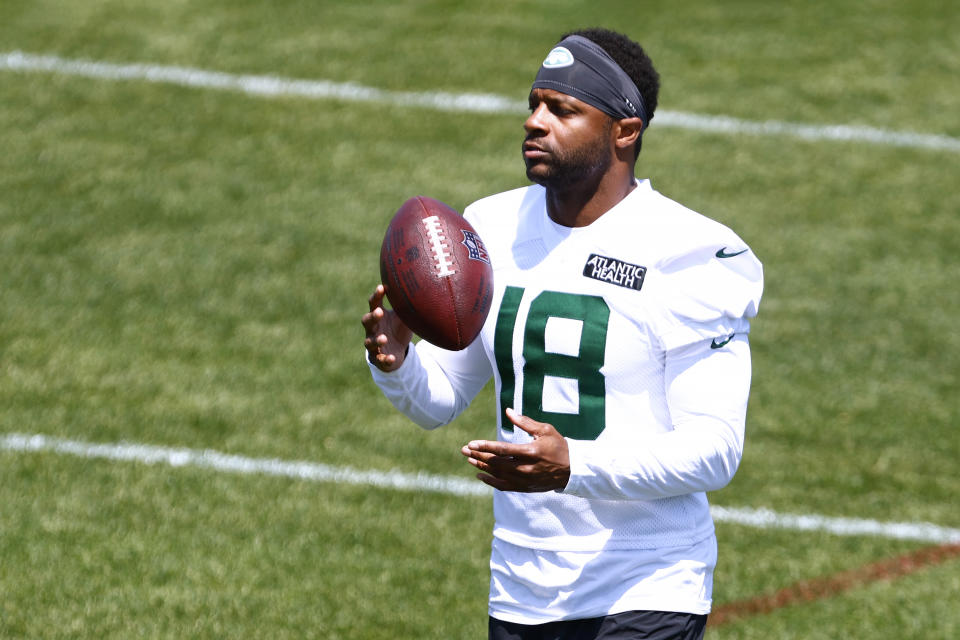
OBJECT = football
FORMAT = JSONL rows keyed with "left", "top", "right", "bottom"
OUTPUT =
{"left": 379, "top": 196, "right": 494, "bottom": 350}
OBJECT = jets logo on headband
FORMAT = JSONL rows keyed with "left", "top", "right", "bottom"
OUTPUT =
{"left": 532, "top": 35, "right": 649, "bottom": 129}
{"left": 543, "top": 46, "right": 574, "bottom": 68}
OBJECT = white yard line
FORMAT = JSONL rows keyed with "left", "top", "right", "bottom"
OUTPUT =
{"left": 4, "top": 432, "right": 959, "bottom": 544}
{"left": 0, "top": 432, "right": 488, "bottom": 497}
{"left": 3, "top": 50, "right": 959, "bottom": 153}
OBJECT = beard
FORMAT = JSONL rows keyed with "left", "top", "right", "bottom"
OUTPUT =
{"left": 524, "top": 121, "right": 613, "bottom": 190}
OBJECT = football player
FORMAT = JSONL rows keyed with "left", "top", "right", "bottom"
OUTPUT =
{"left": 362, "top": 27, "right": 763, "bottom": 640}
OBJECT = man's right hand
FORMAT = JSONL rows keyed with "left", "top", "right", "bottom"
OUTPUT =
{"left": 362, "top": 284, "right": 413, "bottom": 372}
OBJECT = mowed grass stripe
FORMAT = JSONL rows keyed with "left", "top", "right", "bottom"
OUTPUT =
{"left": 5, "top": 432, "right": 960, "bottom": 545}
{"left": 2, "top": 50, "right": 959, "bottom": 153}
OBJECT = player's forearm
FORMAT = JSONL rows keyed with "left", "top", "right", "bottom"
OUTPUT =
{"left": 562, "top": 337, "right": 750, "bottom": 501}
{"left": 562, "top": 416, "right": 743, "bottom": 500}
{"left": 367, "top": 342, "right": 462, "bottom": 429}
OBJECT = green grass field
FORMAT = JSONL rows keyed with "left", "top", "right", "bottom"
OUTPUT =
{"left": 1, "top": 1, "right": 958, "bottom": 638}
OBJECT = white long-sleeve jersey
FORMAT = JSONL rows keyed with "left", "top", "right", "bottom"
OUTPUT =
{"left": 369, "top": 180, "right": 763, "bottom": 621}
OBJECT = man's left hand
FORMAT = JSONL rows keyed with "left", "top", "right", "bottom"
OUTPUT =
{"left": 461, "top": 408, "right": 571, "bottom": 492}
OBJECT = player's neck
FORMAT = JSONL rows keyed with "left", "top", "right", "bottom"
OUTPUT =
{"left": 545, "top": 169, "right": 637, "bottom": 228}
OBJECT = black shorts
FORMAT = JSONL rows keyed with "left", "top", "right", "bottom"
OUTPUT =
{"left": 489, "top": 610, "right": 708, "bottom": 640}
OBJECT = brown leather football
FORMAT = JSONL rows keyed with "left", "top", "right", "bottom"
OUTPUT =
{"left": 379, "top": 196, "right": 494, "bottom": 350}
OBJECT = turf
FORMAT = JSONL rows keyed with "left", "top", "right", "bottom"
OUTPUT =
{"left": 1, "top": 1, "right": 958, "bottom": 638}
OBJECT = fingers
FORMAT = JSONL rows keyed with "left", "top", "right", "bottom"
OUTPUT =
{"left": 361, "top": 282, "right": 414, "bottom": 372}
{"left": 362, "top": 284, "right": 397, "bottom": 369}
{"left": 505, "top": 407, "right": 553, "bottom": 438}
{"left": 461, "top": 408, "right": 570, "bottom": 492}
{"left": 363, "top": 285, "right": 387, "bottom": 331}
{"left": 362, "top": 286, "right": 384, "bottom": 329}
{"left": 361, "top": 304, "right": 385, "bottom": 351}
{"left": 504, "top": 407, "right": 527, "bottom": 432}
{"left": 362, "top": 284, "right": 396, "bottom": 348}
{"left": 474, "top": 472, "right": 512, "bottom": 492}
{"left": 361, "top": 306, "right": 385, "bottom": 335}
{"left": 461, "top": 445, "right": 525, "bottom": 477}
{"left": 462, "top": 450, "right": 555, "bottom": 493}
{"left": 367, "top": 283, "right": 386, "bottom": 312}
{"left": 462, "top": 439, "right": 515, "bottom": 458}
{"left": 461, "top": 440, "right": 538, "bottom": 487}
{"left": 364, "top": 328, "right": 399, "bottom": 368}
{"left": 459, "top": 409, "right": 546, "bottom": 461}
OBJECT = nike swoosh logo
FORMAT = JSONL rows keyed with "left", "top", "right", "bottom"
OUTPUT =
{"left": 711, "top": 334, "right": 735, "bottom": 349}
{"left": 716, "top": 247, "right": 748, "bottom": 258}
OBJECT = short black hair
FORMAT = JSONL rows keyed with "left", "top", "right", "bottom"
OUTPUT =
{"left": 561, "top": 27, "right": 660, "bottom": 155}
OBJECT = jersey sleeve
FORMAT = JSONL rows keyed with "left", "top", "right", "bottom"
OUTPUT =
{"left": 367, "top": 337, "right": 493, "bottom": 429}
{"left": 651, "top": 243, "right": 763, "bottom": 351}
{"left": 562, "top": 334, "right": 752, "bottom": 501}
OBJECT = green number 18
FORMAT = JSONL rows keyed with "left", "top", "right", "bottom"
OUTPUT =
{"left": 493, "top": 286, "right": 610, "bottom": 440}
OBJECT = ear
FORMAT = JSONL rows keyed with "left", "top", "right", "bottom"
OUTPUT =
{"left": 613, "top": 117, "right": 644, "bottom": 152}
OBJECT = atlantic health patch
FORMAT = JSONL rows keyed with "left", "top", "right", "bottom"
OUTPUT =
{"left": 582, "top": 254, "right": 647, "bottom": 291}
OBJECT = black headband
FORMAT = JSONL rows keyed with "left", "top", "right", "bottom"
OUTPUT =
{"left": 532, "top": 35, "right": 649, "bottom": 130}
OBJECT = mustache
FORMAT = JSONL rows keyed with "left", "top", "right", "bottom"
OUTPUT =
{"left": 522, "top": 136, "right": 550, "bottom": 153}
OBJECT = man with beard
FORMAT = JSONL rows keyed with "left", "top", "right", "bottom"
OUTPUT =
{"left": 362, "top": 28, "right": 763, "bottom": 640}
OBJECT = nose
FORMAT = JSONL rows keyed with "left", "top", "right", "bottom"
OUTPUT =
{"left": 524, "top": 103, "right": 549, "bottom": 136}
